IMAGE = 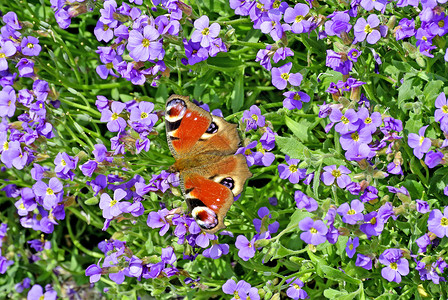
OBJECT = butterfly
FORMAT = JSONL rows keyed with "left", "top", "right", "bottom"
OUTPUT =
{"left": 165, "top": 95, "right": 252, "bottom": 233}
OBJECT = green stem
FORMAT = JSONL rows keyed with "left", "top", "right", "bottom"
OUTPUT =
{"left": 66, "top": 213, "right": 104, "bottom": 259}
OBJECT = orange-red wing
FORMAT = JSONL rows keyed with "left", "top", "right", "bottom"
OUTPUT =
{"left": 165, "top": 95, "right": 211, "bottom": 158}
{"left": 183, "top": 173, "right": 234, "bottom": 233}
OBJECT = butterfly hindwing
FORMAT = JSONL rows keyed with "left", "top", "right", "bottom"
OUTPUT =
{"left": 180, "top": 154, "right": 252, "bottom": 233}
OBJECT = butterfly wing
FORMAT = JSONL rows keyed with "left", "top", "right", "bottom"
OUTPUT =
{"left": 165, "top": 94, "right": 252, "bottom": 233}
{"left": 181, "top": 154, "right": 252, "bottom": 233}
{"left": 165, "top": 95, "right": 240, "bottom": 158}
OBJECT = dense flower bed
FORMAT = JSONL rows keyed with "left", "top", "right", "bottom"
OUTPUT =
{"left": 1, "top": 0, "right": 448, "bottom": 299}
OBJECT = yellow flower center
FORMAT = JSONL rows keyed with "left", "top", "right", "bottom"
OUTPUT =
{"left": 103, "top": 24, "right": 109, "bottom": 31}
{"left": 364, "top": 24, "right": 373, "bottom": 34}
{"left": 141, "top": 112, "right": 148, "bottom": 119}
{"left": 351, "top": 132, "right": 359, "bottom": 142}
{"left": 295, "top": 15, "right": 304, "bottom": 23}
{"left": 289, "top": 165, "right": 298, "bottom": 173}
{"left": 142, "top": 38, "right": 150, "bottom": 47}
{"left": 351, "top": 51, "right": 359, "bottom": 58}
{"left": 27, "top": 43, "right": 34, "bottom": 49}
{"left": 390, "top": 262, "right": 398, "bottom": 270}
{"left": 39, "top": 296, "right": 45, "bottom": 300}
{"left": 110, "top": 199, "right": 117, "bottom": 207}
{"left": 293, "top": 94, "right": 301, "bottom": 101}
{"left": 0, "top": 53, "right": 5, "bottom": 58}
{"left": 273, "top": 0, "right": 280, "bottom": 8}
{"left": 252, "top": 114, "right": 258, "bottom": 121}
{"left": 19, "top": 203, "right": 25, "bottom": 210}
{"left": 349, "top": 244, "right": 354, "bottom": 250}
{"left": 106, "top": 62, "right": 114, "bottom": 69}
{"left": 365, "top": 117, "right": 372, "bottom": 124}
{"left": 331, "top": 169, "right": 342, "bottom": 178}
{"left": 310, "top": 227, "right": 318, "bottom": 234}
{"left": 422, "top": 35, "right": 428, "bottom": 41}
{"left": 46, "top": 188, "right": 54, "bottom": 195}
{"left": 293, "top": 283, "right": 300, "bottom": 289}
{"left": 3, "top": 141, "right": 9, "bottom": 151}
{"left": 61, "top": 159, "right": 66, "bottom": 166}
{"left": 341, "top": 116, "right": 349, "bottom": 124}
{"left": 244, "top": 149, "right": 252, "bottom": 155}
{"left": 111, "top": 112, "right": 119, "bottom": 120}
{"left": 281, "top": 73, "right": 290, "bottom": 80}
{"left": 370, "top": 217, "right": 377, "bottom": 225}
{"left": 441, "top": 217, "right": 448, "bottom": 226}
{"left": 442, "top": 105, "right": 448, "bottom": 113}
{"left": 419, "top": 136, "right": 425, "bottom": 146}
{"left": 439, "top": 20, "right": 445, "bottom": 28}
{"left": 201, "top": 27, "right": 210, "bottom": 36}
{"left": 347, "top": 209, "right": 356, "bottom": 215}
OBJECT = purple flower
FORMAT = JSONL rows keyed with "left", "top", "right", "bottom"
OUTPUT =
{"left": 354, "top": 14, "right": 381, "bottom": 44}
{"left": 355, "top": 254, "right": 372, "bottom": 270}
{"left": 3, "top": 12, "right": 21, "bottom": 30}
{"left": 284, "top": 3, "right": 310, "bottom": 34}
{"left": 435, "top": 92, "right": 448, "bottom": 132}
{"left": 85, "top": 260, "right": 103, "bottom": 283}
{"left": 379, "top": 249, "right": 409, "bottom": 283}
{"left": 100, "top": 101, "right": 127, "bottom": 132}
{"left": 324, "top": 12, "right": 352, "bottom": 37}
{"left": 242, "top": 105, "right": 265, "bottom": 131}
{"left": 15, "top": 277, "right": 31, "bottom": 293}
{"left": 235, "top": 235, "right": 256, "bottom": 261}
{"left": 337, "top": 200, "right": 364, "bottom": 225}
{"left": 183, "top": 39, "right": 209, "bottom": 66}
{"left": 407, "top": 125, "right": 431, "bottom": 159}
{"left": 347, "top": 48, "right": 362, "bottom": 62}
{"left": 345, "top": 237, "right": 359, "bottom": 258}
{"left": 325, "top": 50, "right": 352, "bottom": 75}
{"left": 0, "top": 41, "right": 17, "bottom": 71}
{"left": 330, "top": 108, "right": 359, "bottom": 134}
{"left": 415, "top": 233, "right": 431, "bottom": 253}
{"left": 21, "top": 36, "right": 41, "bottom": 56}
{"left": 99, "top": 189, "right": 127, "bottom": 219}
{"left": 27, "top": 284, "right": 57, "bottom": 300}
{"left": 283, "top": 91, "right": 310, "bottom": 110}
{"left": 33, "top": 178, "right": 63, "bottom": 210}
{"left": 271, "top": 62, "right": 303, "bottom": 90}
{"left": 127, "top": 25, "right": 164, "bottom": 62}
{"left": 0, "top": 85, "right": 17, "bottom": 117}
{"left": 16, "top": 58, "right": 35, "bottom": 77}
{"left": 286, "top": 278, "right": 308, "bottom": 299}
{"left": 395, "top": 18, "right": 416, "bottom": 40}
{"left": 222, "top": 279, "right": 252, "bottom": 299}
{"left": 191, "top": 15, "right": 221, "bottom": 48}
{"left": 416, "top": 200, "right": 430, "bottom": 214}
{"left": 278, "top": 155, "right": 307, "bottom": 184}
{"left": 360, "top": 0, "right": 387, "bottom": 12}
{"left": 294, "top": 190, "right": 318, "bottom": 212}
{"left": 321, "top": 165, "right": 352, "bottom": 188}
{"left": 425, "top": 150, "right": 443, "bottom": 168}
{"left": 252, "top": 207, "right": 279, "bottom": 234}
{"left": 260, "top": 10, "right": 284, "bottom": 41}
{"left": 299, "top": 217, "right": 328, "bottom": 245}
{"left": 129, "top": 101, "right": 158, "bottom": 127}
{"left": 428, "top": 207, "right": 448, "bottom": 238}
{"left": 147, "top": 209, "right": 170, "bottom": 236}
{"left": 54, "top": 152, "right": 78, "bottom": 174}
{"left": 202, "top": 243, "right": 229, "bottom": 259}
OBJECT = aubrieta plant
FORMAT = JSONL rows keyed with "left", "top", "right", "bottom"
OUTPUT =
{"left": 2, "top": 0, "right": 448, "bottom": 299}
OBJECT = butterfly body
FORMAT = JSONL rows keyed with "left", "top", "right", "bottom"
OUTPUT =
{"left": 165, "top": 95, "right": 252, "bottom": 233}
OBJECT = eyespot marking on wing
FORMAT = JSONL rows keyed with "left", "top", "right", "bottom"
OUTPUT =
{"left": 192, "top": 206, "right": 218, "bottom": 230}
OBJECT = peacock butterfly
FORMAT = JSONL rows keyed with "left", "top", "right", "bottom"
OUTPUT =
{"left": 165, "top": 95, "right": 252, "bottom": 233}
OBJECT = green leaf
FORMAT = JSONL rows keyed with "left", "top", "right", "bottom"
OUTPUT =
{"left": 231, "top": 67, "right": 244, "bottom": 112}
{"left": 276, "top": 136, "right": 309, "bottom": 160}
{"left": 319, "top": 264, "right": 362, "bottom": 285}
{"left": 423, "top": 80, "right": 444, "bottom": 107}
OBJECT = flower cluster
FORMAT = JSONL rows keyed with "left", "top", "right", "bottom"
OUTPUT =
{"left": 85, "top": 240, "right": 180, "bottom": 284}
